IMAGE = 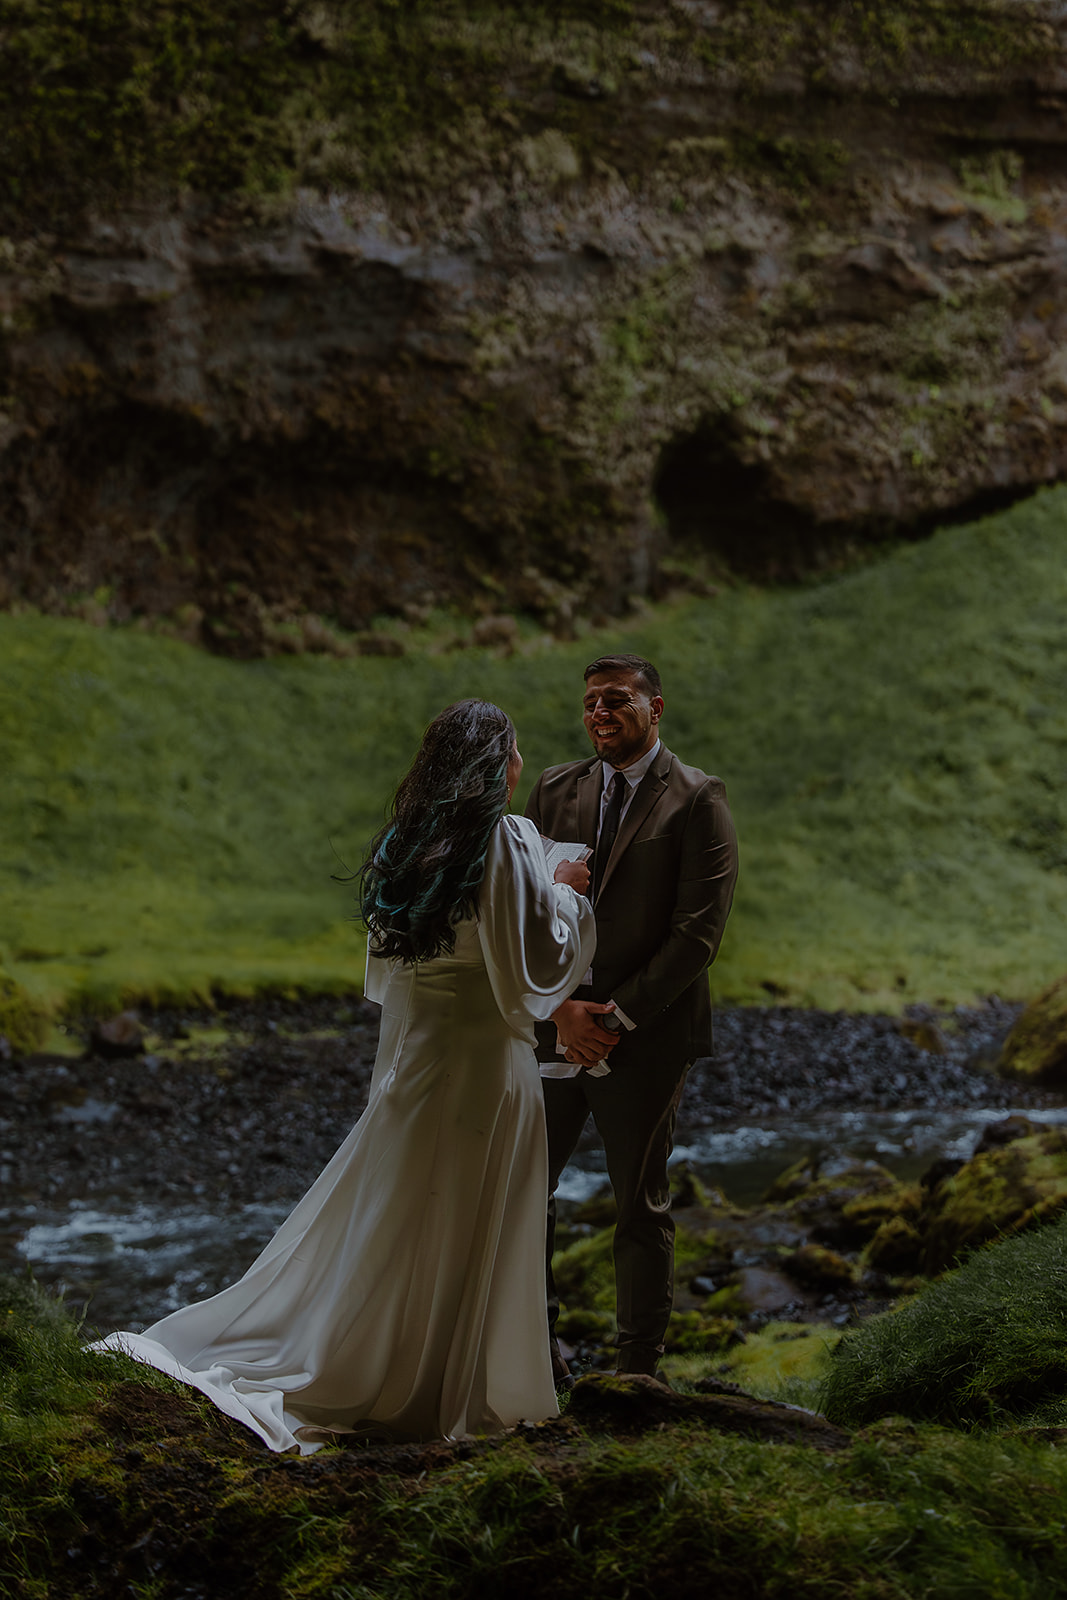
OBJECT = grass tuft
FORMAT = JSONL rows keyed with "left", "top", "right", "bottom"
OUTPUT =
{"left": 821, "top": 1213, "right": 1067, "bottom": 1428}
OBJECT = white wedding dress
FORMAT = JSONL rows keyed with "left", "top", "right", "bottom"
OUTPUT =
{"left": 92, "top": 814, "right": 594, "bottom": 1453}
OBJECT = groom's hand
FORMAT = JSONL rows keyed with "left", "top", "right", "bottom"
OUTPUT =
{"left": 552, "top": 999, "right": 621, "bottom": 1066}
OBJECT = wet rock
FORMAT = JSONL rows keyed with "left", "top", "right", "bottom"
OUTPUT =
{"left": 688, "top": 1000, "right": 1029, "bottom": 1124}
{"left": 920, "top": 1156, "right": 965, "bottom": 1192}
{"left": 973, "top": 1113, "right": 1048, "bottom": 1156}
{"left": 90, "top": 1012, "right": 146, "bottom": 1059}
{"left": 572, "top": 1185, "right": 617, "bottom": 1227}
{"left": 669, "top": 1159, "right": 718, "bottom": 1210}
{"left": 839, "top": 1182, "right": 923, "bottom": 1245}
{"left": 997, "top": 977, "right": 1067, "bottom": 1087}
{"left": 1, "top": 994, "right": 1053, "bottom": 1334}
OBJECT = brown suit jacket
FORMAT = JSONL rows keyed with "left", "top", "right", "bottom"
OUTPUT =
{"left": 524, "top": 743, "right": 738, "bottom": 1069}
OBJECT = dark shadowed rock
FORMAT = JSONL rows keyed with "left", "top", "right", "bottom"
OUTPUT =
{"left": 90, "top": 1012, "right": 146, "bottom": 1060}
{"left": 973, "top": 1113, "right": 1049, "bottom": 1156}
{"left": 896, "top": 1018, "right": 948, "bottom": 1055}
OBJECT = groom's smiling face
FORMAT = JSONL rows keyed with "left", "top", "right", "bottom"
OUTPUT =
{"left": 582, "top": 671, "right": 663, "bottom": 769}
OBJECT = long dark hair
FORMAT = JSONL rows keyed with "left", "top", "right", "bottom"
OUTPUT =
{"left": 359, "top": 700, "right": 515, "bottom": 964}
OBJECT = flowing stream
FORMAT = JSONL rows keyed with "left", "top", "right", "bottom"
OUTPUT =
{"left": 10, "top": 1102, "right": 1067, "bottom": 1335}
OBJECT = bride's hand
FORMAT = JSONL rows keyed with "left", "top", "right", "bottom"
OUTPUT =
{"left": 554, "top": 858, "right": 590, "bottom": 894}
{"left": 552, "top": 998, "right": 620, "bottom": 1065}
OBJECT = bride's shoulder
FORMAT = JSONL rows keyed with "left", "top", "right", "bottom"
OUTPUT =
{"left": 486, "top": 813, "right": 545, "bottom": 876}
{"left": 496, "top": 812, "right": 541, "bottom": 847}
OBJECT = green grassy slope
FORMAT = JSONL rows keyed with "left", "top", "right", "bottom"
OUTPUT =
{"left": 1, "top": 488, "right": 1065, "bottom": 1015}
{"left": 6, "top": 1273, "right": 1067, "bottom": 1600}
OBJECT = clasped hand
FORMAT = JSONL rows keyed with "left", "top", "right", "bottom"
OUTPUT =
{"left": 552, "top": 997, "right": 621, "bottom": 1067}
{"left": 553, "top": 857, "right": 591, "bottom": 895}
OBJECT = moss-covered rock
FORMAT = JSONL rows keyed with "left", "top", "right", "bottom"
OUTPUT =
{"left": 765, "top": 1156, "right": 902, "bottom": 1249}
{"left": 997, "top": 976, "right": 1067, "bottom": 1086}
{"left": 669, "top": 1159, "right": 719, "bottom": 1211}
{"left": 572, "top": 1185, "right": 618, "bottom": 1228}
{"left": 664, "top": 1309, "right": 740, "bottom": 1356}
{"left": 840, "top": 1181, "right": 923, "bottom": 1245}
{"left": 0, "top": 971, "right": 49, "bottom": 1056}
{"left": 782, "top": 1243, "right": 857, "bottom": 1293}
{"left": 920, "top": 1126, "right": 1067, "bottom": 1274}
{"left": 863, "top": 1214, "right": 925, "bottom": 1275}
{"left": 555, "top": 1306, "right": 614, "bottom": 1346}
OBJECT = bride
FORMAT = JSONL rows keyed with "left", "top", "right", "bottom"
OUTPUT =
{"left": 92, "top": 700, "right": 595, "bottom": 1452}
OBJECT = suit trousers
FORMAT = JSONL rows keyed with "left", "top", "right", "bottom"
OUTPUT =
{"left": 543, "top": 1054, "right": 689, "bottom": 1368}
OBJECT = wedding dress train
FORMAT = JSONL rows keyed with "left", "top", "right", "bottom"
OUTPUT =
{"left": 92, "top": 814, "right": 594, "bottom": 1453}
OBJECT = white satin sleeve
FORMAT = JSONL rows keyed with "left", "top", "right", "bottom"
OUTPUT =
{"left": 477, "top": 813, "right": 596, "bottom": 1025}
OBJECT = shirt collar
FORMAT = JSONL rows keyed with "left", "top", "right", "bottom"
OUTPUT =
{"left": 603, "top": 738, "right": 661, "bottom": 790}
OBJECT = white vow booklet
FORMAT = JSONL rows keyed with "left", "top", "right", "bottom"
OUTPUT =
{"left": 541, "top": 838, "right": 591, "bottom": 875}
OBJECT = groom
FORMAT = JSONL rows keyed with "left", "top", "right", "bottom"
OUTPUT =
{"left": 525, "top": 653, "right": 738, "bottom": 1381}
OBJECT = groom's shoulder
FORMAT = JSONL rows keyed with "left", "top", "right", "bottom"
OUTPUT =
{"left": 537, "top": 754, "right": 598, "bottom": 784}
{"left": 530, "top": 755, "right": 598, "bottom": 800}
{"left": 659, "top": 746, "right": 728, "bottom": 801}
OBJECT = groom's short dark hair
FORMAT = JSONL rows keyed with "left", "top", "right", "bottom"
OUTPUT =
{"left": 583, "top": 654, "right": 662, "bottom": 698}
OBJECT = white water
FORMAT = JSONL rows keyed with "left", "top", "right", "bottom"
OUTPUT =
{"left": 11, "top": 1104, "right": 1067, "bottom": 1328}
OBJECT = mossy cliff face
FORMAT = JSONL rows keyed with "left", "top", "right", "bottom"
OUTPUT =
{"left": 0, "top": 0, "right": 1064, "bottom": 646}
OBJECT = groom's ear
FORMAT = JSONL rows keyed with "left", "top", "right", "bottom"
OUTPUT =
{"left": 650, "top": 697, "right": 664, "bottom": 722}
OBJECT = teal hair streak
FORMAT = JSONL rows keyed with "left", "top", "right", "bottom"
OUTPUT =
{"left": 359, "top": 703, "right": 514, "bottom": 964}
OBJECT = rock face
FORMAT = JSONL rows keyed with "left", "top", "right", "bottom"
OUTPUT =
{"left": 0, "top": 0, "right": 1065, "bottom": 649}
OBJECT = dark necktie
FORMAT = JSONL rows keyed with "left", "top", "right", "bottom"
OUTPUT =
{"left": 592, "top": 773, "right": 626, "bottom": 900}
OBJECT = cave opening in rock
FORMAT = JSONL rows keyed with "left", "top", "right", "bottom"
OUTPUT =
{"left": 652, "top": 421, "right": 1042, "bottom": 582}
{"left": 652, "top": 423, "right": 833, "bottom": 580}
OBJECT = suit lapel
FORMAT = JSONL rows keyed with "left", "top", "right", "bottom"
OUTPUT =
{"left": 575, "top": 761, "right": 602, "bottom": 848}
{"left": 595, "top": 745, "right": 673, "bottom": 902}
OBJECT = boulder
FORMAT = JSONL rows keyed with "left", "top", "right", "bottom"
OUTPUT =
{"left": 920, "top": 1124, "right": 1067, "bottom": 1274}
{"left": 664, "top": 1310, "right": 740, "bottom": 1356}
{"left": 90, "top": 1011, "right": 146, "bottom": 1059}
{"left": 997, "top": 977, "right": 1067, "bottom": 1086}
{"left": 764, "top": 1155, "right": 902, "bottom": 1248}
{"left": 782, "top": 1244, "right": 857, "bottom": 1293}
{"left": 863, "top": 1215, "right": 925, "bottom": 1275}
{"left": 896, "top": 1017, "right": 947, "bottom": 1054}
